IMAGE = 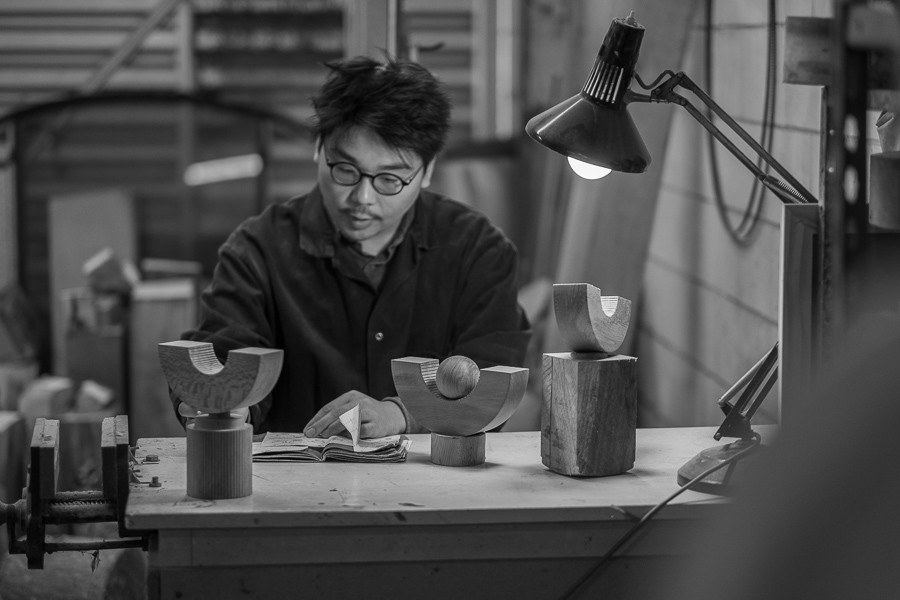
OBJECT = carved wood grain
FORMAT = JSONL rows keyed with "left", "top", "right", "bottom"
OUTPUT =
{"left": 552, "top": 283, "right": 632, "bottom": 353}
{"left": 541, "top": 352, "right": 637, "bottom": 476}
{"left": 158, "top": 340, "right": 283, "bottom": 413}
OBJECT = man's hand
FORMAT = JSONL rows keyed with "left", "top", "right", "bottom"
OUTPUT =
{"left": 304, "top": 391, "right": 406, "bottom": 439}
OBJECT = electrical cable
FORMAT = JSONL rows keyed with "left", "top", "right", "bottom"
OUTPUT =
{"left": 705, "top": 0, "right": 778, "bottom": 245}
{"left": 558, "top": 433, "right": 762, "bottom": 600}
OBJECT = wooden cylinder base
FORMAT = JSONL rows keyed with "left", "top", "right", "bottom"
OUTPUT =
{"left": 186, "top": 414, "right": 252, "bottom": 499}
{"left": 430, "top": 432, "right": 486, "bottom": 467}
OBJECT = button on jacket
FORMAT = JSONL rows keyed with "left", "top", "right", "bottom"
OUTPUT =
{"left": 171, "top": 186, "right": 531, "bottom": 434}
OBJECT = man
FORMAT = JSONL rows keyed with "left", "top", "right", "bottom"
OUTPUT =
{"left": 170, "top": 56, "right": 531, "bottom": 438}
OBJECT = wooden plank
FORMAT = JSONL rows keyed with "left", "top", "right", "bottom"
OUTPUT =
{"left": 48, "top": 189, "right": 137, "bottom": 376}
{"left": 870, "top": 151, "right": 900, "bottom": 229}
{"left": 149, "top": 556, "right": 686, "bottom": 600}
{"left": 177, "top": 518, "right": 708, "bottom": 567}
{"left": 0, "top": 15, "right": 149, "bottom": 28}
{"left": 101, "top": 415, "right": 118, "bottom": 498}
{"left": 0, "top": 31, "right": 177, "bottom": 51}
{"left": 129, "top": 280, "right": 200, "bottom": 441}
{"left": 784, "top": 15, "right": 899, "bottom": 98}
{"left": 0, "top": 411, "right": 26, "bottom": 502}
{"left": 784, "top": 16, "right": 832, "bottom": 87}
{"left": 114, "top": 414, "right": 130, "bottom": 535}
{"left": 0, "top": 0, "right": 163, "bottom": 12}
{"left": 29, "top": 417, "right": 59, "bottom": 501}
{"left": 778, "top": 203, "right": 820, "bottom": 428}
{"left": 0, "top": 68, "right": 180, "bottom": 89}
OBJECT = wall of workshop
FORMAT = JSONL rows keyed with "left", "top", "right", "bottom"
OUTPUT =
{"left": 0, "top": 0, "right": 503, "bottom": 375}
{"left": 636, "top": 0, "right": 839, "bottom": 427}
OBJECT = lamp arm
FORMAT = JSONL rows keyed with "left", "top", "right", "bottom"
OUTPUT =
{"left": 630, "top": 71, "right": 817, "bottom": 205}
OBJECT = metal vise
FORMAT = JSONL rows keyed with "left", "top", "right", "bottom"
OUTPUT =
{"left": 1, "top": 415, "right": 146, "bottom": 569}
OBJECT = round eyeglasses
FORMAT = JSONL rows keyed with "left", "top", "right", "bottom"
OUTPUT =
{"left": 326, "top": 161, "right": 423, "bottom": 196}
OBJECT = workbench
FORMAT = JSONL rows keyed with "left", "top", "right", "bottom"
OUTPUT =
{"left": 126, "top": 427, "right": 763, "bottom": 599}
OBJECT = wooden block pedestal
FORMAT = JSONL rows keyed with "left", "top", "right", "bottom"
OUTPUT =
{"left": 541, "top": 352, "right": 637, "bottom": 477}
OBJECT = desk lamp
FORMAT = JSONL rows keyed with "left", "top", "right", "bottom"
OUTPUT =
{"left": 526, "top": 11, "right": 818, "bottom": 493}
{"left": 525, "top": 11, "right": 816, "bottom": 206}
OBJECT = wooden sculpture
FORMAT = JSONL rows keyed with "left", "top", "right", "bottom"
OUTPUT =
{"left": 542, "top": 283, "right": 637, "bottom": 477}
{"left": 552, "top": 282, "right": 632, "bottom": 354}
{"left": 158, "top": 340, "right": 283, "bottom": 499}
{"left": 392, "top": 355, "right": 528, "bottom": 466}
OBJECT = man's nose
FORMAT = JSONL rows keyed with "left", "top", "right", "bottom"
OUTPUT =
{"left": 350, "top": 175, "right": 377, "bottom": 205}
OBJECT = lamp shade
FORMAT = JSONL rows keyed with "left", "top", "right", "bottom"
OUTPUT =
{"left": 525, "top": 13, "right": 651, "bottom": 174}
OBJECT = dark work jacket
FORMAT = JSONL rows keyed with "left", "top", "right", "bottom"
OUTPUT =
{"left": 173, "top": 187, "right": 531, "bottom": 434}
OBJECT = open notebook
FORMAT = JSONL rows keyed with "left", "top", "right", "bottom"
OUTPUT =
{"left": 252, "top": 404, "right": 411, "bottom": 463}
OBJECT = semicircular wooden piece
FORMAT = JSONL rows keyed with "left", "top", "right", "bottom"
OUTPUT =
{"left": 553, "top": 283, "right": 632, "bottom": 354}
{"left": 391, "top": 357, "right": 529, "bottom": 436}
{"left": 158, "top": 340, "right": 284, "bottom": 413}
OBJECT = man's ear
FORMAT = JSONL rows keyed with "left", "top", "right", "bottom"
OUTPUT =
{"left": 313, "top": 137, "right": 322, "bottom": 161}
{"left": 421, "top": 158, "right": 436, "bottom": 189}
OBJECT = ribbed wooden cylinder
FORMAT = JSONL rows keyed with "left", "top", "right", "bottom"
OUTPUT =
{"left": 430, "top": 432, "right": 486, "bottom": 467}
{"left": 186, "top": 415, "right": 252, "bottom": 499}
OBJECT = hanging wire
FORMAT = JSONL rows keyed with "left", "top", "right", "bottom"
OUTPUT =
{"left": 705, "top": 0, "right": 778, "bottom": 245}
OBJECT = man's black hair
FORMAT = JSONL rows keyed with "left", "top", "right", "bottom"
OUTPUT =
{"left": 311, "top": 55, "right": 452, "bottom": 165}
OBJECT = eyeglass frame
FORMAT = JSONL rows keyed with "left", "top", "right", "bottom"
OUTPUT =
{"left": 325, "top": 160, "right": 424, "bottom": 196}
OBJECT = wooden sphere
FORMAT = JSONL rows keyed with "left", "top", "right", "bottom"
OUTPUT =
{"left": 436, "top": 355, "right": 481, "bottom": 399}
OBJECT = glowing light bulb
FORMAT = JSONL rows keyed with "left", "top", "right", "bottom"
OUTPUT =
{"left": 567, "top": 157, "right": 612, "bottom": 180}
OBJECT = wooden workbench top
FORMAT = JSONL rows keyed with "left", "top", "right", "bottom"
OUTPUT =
{"left": 125, "top": 427, "right": 770, "bottom": 531}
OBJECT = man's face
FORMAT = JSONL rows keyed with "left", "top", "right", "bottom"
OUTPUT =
{"left": 317, "top": 127, "right": 432, "bottom": 256}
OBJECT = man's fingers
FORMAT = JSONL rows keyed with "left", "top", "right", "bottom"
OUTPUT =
{"left": 304, "top": 408, "right": 332, "bottom": 437}
{"left": 304, "top": 396, "right": 354, "bottom": 437}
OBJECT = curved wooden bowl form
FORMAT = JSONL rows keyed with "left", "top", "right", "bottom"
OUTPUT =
{"left": 552, "top": 283, "right": 632, "bottom": 354}
{"left": 158, "top": 340, "right": 284, "bottom": 413}
{"left": 391, "top": 357, "right": 529, "bottom": 436}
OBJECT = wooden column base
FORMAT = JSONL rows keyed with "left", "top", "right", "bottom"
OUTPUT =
{"left": 541, "top": 352, "right": 637, "bottom": 477}
{"left": 430, "top": 432, "right": 486, "bottom": 467}
{"left": 186, "top": 413, "right": 252, "bottom": 499}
